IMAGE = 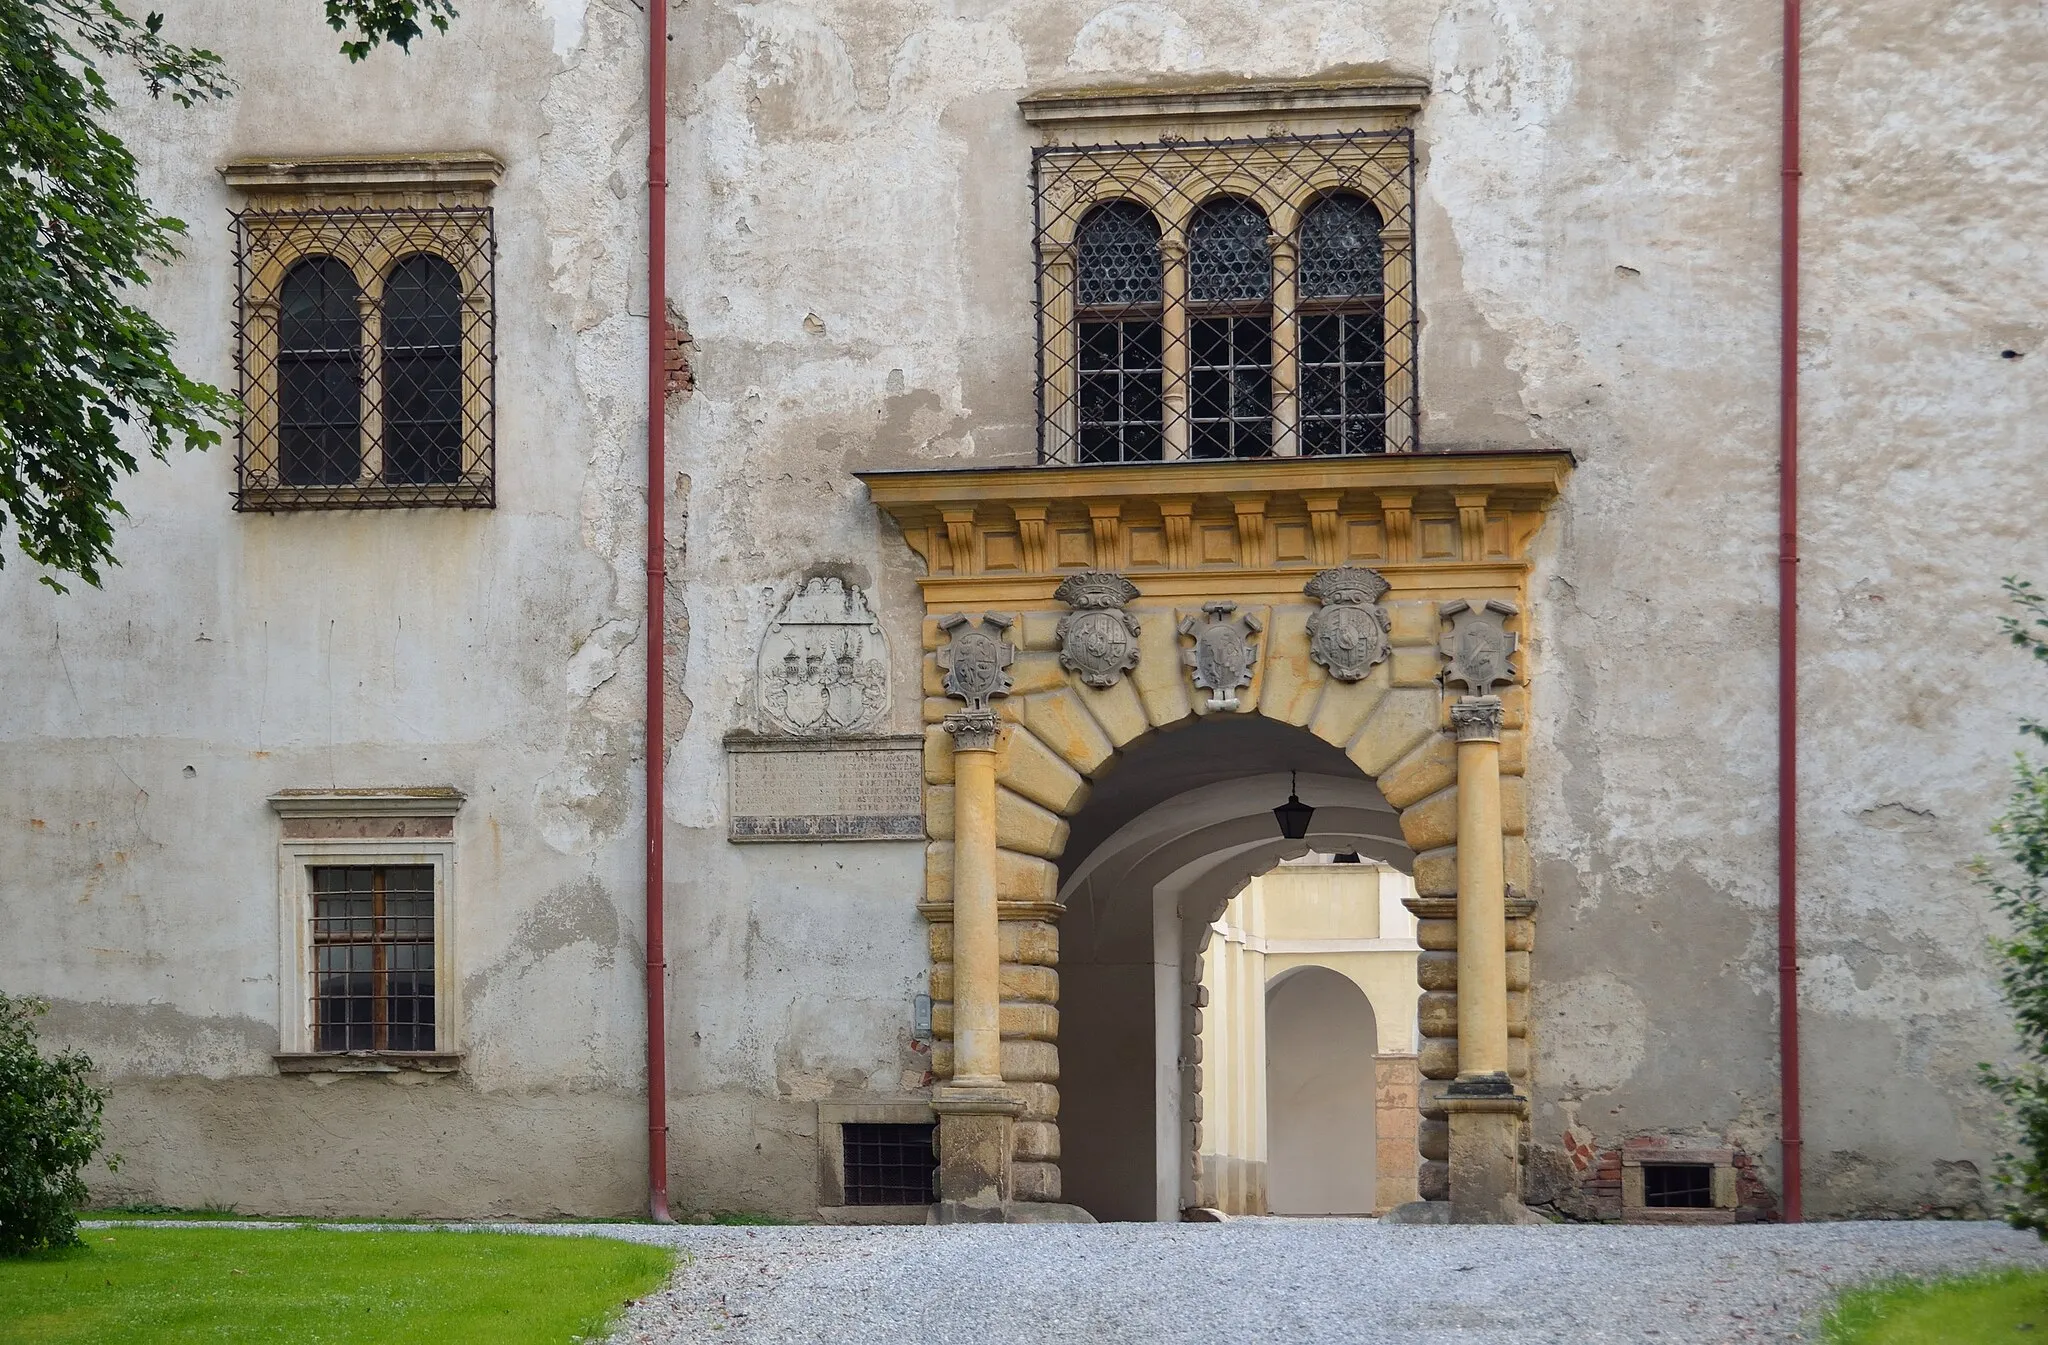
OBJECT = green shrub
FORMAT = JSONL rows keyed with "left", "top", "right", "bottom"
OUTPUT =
{"left": 0, "top": 993, "right": 112, "bottom": 1256}
{"left": 1981, "top": 579, "right": 2048, "bottom": 1236}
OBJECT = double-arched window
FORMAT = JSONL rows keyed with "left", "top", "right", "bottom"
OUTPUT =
{"left": 232, "top": 201, "right": 495, "bottom": 510}
{"left": 1038, "top": 131, "right": 1414, "bottom": 465}
{"left": 274, "top": 253, "right": 467, "bottom": 488}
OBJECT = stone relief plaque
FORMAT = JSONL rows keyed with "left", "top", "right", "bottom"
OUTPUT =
{"left": 1054, "top": 571, "right": 1142, "bottom": 689}
{"left": 1179, "top": 600, "right": 1262, "bottom": 712}
{"left": 757, "top": 577, "right": 889, "bottom": 736}
{"left": 726, "top": 734, "right": 925, "bottom": 842}
{"left": 1440, "top": 598, "right": 1520, "bottom": 697}
{"left": 1304, "top": 566, "right": 1392, "bottom": 682}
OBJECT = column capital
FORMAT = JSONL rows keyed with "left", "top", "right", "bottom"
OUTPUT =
{"left": 943, "top": 709, "right": 1000, "bottom": 752}
{"left": 1450, "top": 695, "right": 1504, "bottom": 743}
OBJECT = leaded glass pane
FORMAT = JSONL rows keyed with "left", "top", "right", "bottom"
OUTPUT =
{"left": 1299, "top": 311, "right": 1385, "bottom": 455}
{"left": 382, "top": 255, "right": 464, "bottom": 486}
{"left": 1076, "top": 201, "right": 1162, "bottom": 309}
{"left": 1299, "top": 194, "right": 1383, "bottom": 300}
{"left": 278, "top": 257, "right": 362, "bottom": 487}
{"left": 1075, "top": 318, "right": 1164, "bottom": 463}
{"left": 1189, "top": 197, "right": 1270, "bottom": 304}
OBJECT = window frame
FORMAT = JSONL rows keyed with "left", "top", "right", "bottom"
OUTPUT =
{"left": 222, "top": 154, "right": 501, "bottom": 512}
{"left": 233, "top": 214, "right": 495, "bottom": 510}
{"left": 1032, "top": 129, "right": 1417, "bottom": 465}
{"left": 270, "top": 793, "right": 463, "bottom": 1074}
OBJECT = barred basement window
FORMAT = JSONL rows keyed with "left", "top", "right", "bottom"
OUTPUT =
{"left": 311, "top": 866, "right": 436, "bottom": 1052}
{"left": 225, "top": 155, "right": 499, "bottom": 511}
{"left": 840, "top": 1123, "right": 938, "bottom": 1205}
{"left": 1034, "top": 130, "right": 1415, "bottom": 464}
{"left": 1642, "top": 1163, "right": 1714, "bottom": 1209}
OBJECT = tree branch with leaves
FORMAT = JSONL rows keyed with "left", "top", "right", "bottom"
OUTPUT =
{"left": 0, "top": 0, "right": 453, "bottom": 592}
{"left": 1981, "top": 577, "right": 2048, "bottom": 1234}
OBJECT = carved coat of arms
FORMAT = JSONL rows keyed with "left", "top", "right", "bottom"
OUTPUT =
{"left": 1440, "top": 598, "right": 1520, "bottom": 697}
{"left": 937, "top": 612, "right": 1016, "bottom": 711}
{"left": 1303, "top": 567, "right": 1392, "bottom": 683}
{"left": 1054, "top": 571, "right": 1142, "bottom": 689}
{"left": 758, "top": 577, "right": 890, "bottom": 735}
{"left": 1180, "top": 600, "right": 1262, "bottom": 711}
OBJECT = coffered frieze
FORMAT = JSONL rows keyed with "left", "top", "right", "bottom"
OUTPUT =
{"left": 858, "top": 451, "right": 1572, "bottom": 606}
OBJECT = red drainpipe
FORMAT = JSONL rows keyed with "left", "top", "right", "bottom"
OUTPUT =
{"left": 1777, "top": 0, "right": 1804, "bottom": 1223}
{"left": 644, "top": 0, "right": 674, "bottom": 1224}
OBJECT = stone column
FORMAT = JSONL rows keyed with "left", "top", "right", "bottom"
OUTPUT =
{"left": 1442, "top": 694, "right": 1533, "bottom": 1223}
{"left": 931, "top": 612, "right": 1021, "bottom": 1223}
{"left": 932, "top": 707, "right": 1021, "bottom": 1222}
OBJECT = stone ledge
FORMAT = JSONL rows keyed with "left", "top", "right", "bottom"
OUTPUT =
{"left": 274, "top": 1052, "right": 463, "bottom": 1075}
{"left": 269, "top": 788, "right": 465, "bottom": 818}
{"left": 222, "top": 152, "right": 503, "bottom": 193}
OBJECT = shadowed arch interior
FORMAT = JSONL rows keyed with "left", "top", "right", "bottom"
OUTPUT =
{"left": 1050, "top": 715, "right": 1412, "bottom": 1221}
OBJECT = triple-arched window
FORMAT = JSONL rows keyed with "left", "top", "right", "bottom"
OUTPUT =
{"left": 232, "top": 200, "right": 495, "bottom": 510}
{"left": 1069, "top": 190, "right": 1387, "bottom": 464}
{"left": 1038, "top": 132, "right": 1414, "bottom": 465}
{"left": 275, "top": 253, "right": 467, "bottom": 488}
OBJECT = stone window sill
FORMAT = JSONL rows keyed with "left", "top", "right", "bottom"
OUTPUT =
{"left": 274, "top": 1052, "right": 464, "bottom": 1075}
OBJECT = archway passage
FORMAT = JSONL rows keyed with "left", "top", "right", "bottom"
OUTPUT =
{"left": 883, "top": 459, "right": 1563, "bottom": 1220}
{"left": 1052, "top": 717, "right": 1415, "bottom": 1221}
{"left": 1266, "top": 964, "right": 1380, "bottom": 1215}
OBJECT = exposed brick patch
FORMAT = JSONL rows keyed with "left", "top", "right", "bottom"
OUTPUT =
{"left": 664, "top": 302, "right": 694, "bottom": 401}
{"left": 1537, "top": 1131, "right": 1778, "bottom": 1223}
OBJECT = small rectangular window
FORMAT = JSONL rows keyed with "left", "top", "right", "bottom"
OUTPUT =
{"left": 841, "top": 1123, "right": 937, "bottom": 1205}
{"left": 310, "top": 865, "right": 437, "bottom": 1052}
{"left": 1642, "top": 1162, "right": 1714, "bottom": 1209}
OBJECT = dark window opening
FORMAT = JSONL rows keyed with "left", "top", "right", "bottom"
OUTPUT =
{"left": 1074, "top": 200, "right": 1165, "bottom": 464}
{"left": 1297, "top": 193, "right": 1386, "bottom": 456}
{"left": 278, "top": 257, "right": 363, "bottom": 486}
{"left": 1188, "top": 196, "right": 1272, "bottom": 460}
{"left": 381, "top": 254, "right": 465, "bottom": 485}
{"left": 312, "top": 865, "right": 435, "bottom": 1053}
{"left": 1642, "top": 1162, "right": 1714, "bottom": 1209}
{"left": 841, "top": 1122, "right": 937, "bottom": 1205}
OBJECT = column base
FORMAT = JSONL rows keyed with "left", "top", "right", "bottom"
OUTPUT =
{"left": 932, "top": 1083, "right": 1022, "bottom": 1215}
{"left": 1442, "top": 1080, "right": 1542, "bottom": 1225}
{"left": 930, "top": 1200, "right": 1097, "bottom": 1225}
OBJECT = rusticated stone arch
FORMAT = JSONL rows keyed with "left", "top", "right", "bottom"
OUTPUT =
{"left": 916, "top": 589, "right": 1534, "bottom": 1204}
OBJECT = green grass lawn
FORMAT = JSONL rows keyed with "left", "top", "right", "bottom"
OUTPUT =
{"left": 0, "top": 1226, "right": 673, "bottom": 1344}
{"left": 1823, "top": 1267, "right": 2048, "bottom": 1344}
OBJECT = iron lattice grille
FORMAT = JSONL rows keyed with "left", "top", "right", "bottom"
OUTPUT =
{"left": 1033, "top": 131, "right": 1416, "bottom": 465}
{"left": 841, "top": 1123, "right": 938, "bottom": 1205}
{"left": 232, "top": 207, "right": 495, "bottom": 510}
{"left": 310, "top": 865, "right": 436, "bottom": 1052}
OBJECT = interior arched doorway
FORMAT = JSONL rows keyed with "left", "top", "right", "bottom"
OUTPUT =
{"left": 1051, "top": 716, "right": 1414, "bottom": 1221}
{"left": 1265, "top": 964, "right": 1380, "bottom": 1215}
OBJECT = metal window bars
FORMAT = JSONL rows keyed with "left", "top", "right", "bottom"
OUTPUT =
{"left": 840, "top": 1122, "right": 938, "bottom": 1205}
{"left": 1033, "top": 130, "right": 1416, "bottom": 465}
{"left": 311, "top": 865, "right": 436, "bottom": 1053}
{"left": 232, "top": 207, "right": 495, "bottom": 510}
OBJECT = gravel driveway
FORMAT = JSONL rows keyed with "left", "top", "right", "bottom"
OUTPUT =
{"left": 596, "top": 1218, "right": 2048, "bottom": 1344}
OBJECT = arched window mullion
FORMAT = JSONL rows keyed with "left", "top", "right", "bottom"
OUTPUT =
{"left": 1073, "top": 201, "right": 1166, "bottom": 465}
{"left": 380, "top": 253, "right": 465, "bottom": 485}
{"left": 1187, "top": 197, "right": 1274, "bottom": 460}
{"left": 1296, "top": 194, "right": 1386, "bottom": 456}
{"left": 277, "top": 256, "right": 365, "bottom": 487}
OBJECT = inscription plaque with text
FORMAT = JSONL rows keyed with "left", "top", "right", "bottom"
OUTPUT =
{"left": 726, "top": 734, "right": 925, "bottom": 842}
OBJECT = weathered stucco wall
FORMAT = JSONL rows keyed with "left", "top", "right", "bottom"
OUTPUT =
{"left": 0, "top": 0, "right": 2041, "bottom": 1217}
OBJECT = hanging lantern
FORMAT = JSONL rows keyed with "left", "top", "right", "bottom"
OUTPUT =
{"left": 1273, "top": 771, "right": 1314, "bottom": 841}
